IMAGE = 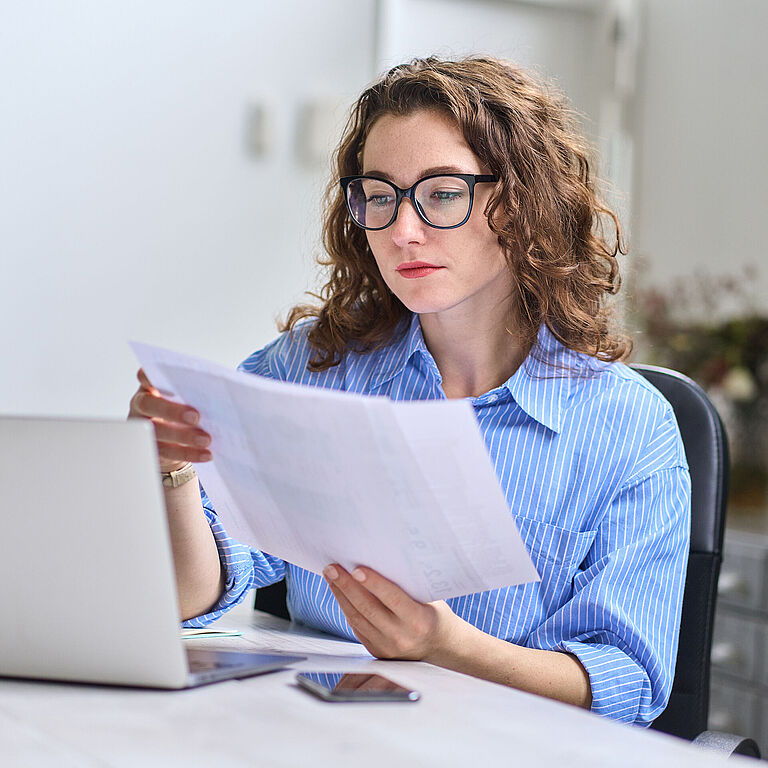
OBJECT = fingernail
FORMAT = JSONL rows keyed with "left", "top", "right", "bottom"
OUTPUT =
{"left": 183, "top": 411, "right": 199, "bottom": 425}
{"left": 194, "top": 435, "right": 210, "bottom": 447}
{"left": 200, "top": 450, "right": 212, "bottom": 461}
{"left": 323, "top": 565, "right": 338, "bottom": 581}
{"left": 351, "top": 568, "right": 366, "bottom": 583}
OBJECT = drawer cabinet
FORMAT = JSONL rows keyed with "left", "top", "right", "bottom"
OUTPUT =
{"left": 710, "top": 528, "right": 768, "bottom": 751}
{"left": 711, "top": 611, "right": 761, "bottom": 681}
{"left": 709, "top": 673, "right": 761, "bottom": 739}
{"left": 718, "top": 533, "right": 768, "bottom": 612}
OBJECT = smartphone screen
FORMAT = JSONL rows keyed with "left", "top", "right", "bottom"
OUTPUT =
{"left": 296, "top": 672, "right": 421, "bottom": 702}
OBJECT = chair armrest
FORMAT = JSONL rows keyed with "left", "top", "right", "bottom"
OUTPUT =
{"left": 692, "top": 730, "right": 761, "bottom": 758}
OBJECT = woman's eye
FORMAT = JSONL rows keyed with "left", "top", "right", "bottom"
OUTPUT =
{"left": 366, "top": 194, "right": 394, "bottom": 207}
{"left": 430, "top": 190, "right": 464, "bottom": 203}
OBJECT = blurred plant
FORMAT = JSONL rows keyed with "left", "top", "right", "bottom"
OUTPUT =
{"left": 630, "top": 260, "right": 768, "bottom": 508}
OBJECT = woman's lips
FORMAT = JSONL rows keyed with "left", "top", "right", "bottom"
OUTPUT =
{"left": 396, "top": 261, "right": 444, "bottom": 279}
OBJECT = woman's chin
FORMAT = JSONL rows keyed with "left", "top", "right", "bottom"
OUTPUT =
{"left": 399, "top": 299, "right": 451, "bottom": 316}
{"left": 391, "top": 288, "right": 455, "bottom": 316}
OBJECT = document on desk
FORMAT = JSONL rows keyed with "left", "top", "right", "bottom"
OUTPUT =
{"left": 132, "top": 342, "right": 540, "bottom": 602}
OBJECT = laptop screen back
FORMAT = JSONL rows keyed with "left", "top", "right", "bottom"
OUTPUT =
{"left": 0, "top": 416, "right": 189, "bottom": 687}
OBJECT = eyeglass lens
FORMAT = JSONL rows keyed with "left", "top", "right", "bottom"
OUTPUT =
{"left": 345, "top": 176, "right": 472, "bottom": 229}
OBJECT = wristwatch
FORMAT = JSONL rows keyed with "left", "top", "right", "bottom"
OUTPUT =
{"left": 161, "top": 462, "right": 197, "bottom": 489}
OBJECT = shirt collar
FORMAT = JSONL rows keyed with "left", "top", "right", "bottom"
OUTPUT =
{"left": 368, "top": 313, "right": 438, "bottom": 390}
{"left": 504, "top": 324, "right": 581, "bottom": 433}
{"left": 368, "top": 316, "right": 579, "bottom": 433}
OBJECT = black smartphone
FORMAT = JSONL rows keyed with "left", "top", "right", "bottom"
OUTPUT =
{"left": 295, "top": 671, "right": 421, "bottom": 702}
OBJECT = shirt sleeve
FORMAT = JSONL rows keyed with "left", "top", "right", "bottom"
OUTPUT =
{"left": 535, "top": 464, "right": 691, "bottom": 725}
{"left": 182, "top": 486, "right": 287, "bottom": 628}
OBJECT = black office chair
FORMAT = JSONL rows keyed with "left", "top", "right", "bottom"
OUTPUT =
{"left": 255, "top": 577, "right": 289, "bottom": 620}
{"left": 254, "top": 364, "right": 760, "bottom": 756}
{"left": 634, "top": 364, "right": 759, "bottom": 757}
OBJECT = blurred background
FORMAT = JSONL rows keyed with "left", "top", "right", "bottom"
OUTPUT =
{"left": 3, "top": 0, "right": 768, "bottom": 744}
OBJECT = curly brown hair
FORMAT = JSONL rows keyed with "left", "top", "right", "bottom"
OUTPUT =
{"left": 283, "top": 55, "right": 631, "bottom": 370}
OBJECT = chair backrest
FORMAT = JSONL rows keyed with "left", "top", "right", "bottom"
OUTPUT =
{"left": 633, "top": 364, "right": 729, "bottom": 739}
{"left": 255, "top": 364, "right": 729, "bottom": 738}
{"left": 254, "top": 577, "right": 289, "bottom": 619}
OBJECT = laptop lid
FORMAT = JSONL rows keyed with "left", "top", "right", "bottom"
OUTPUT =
{"left": 0, "top": 416, "right": 303, "bottom": 688}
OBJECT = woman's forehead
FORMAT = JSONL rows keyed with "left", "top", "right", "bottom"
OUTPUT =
{"left": 361, "top": 110, "right": 482, "bottom": 180}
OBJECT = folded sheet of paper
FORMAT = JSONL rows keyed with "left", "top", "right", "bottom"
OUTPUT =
{"left": 132, "top": 342, "right": 539, "bottom": 602}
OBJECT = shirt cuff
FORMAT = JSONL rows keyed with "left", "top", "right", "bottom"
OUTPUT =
{"left": 561, "top": 640, "right": 655, "bottom": 725}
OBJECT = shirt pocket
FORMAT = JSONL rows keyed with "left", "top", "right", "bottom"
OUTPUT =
{"left": 514, "top": 516, "right": 597, "bottom": 608}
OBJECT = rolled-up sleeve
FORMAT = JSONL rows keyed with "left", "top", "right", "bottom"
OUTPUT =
{"left": 533, "top": 465, "right": 691, "bottom": 725}
{"left": 182, "top": 488, "right": 287, "bottom": 628}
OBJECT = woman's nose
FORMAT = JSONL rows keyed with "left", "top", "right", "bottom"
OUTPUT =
{"left": 389, "top": 197, "right": 427, "bottom": 246}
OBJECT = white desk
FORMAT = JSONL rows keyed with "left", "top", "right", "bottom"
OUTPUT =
{"left": 0, "top": 612, "right": 740, "bottom": 767}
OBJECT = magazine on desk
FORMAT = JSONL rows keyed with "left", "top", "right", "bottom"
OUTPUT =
{"left": 132, "top": 342, "right": 539, "bottom": 603}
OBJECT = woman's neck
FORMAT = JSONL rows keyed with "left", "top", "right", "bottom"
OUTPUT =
{"left": 418, "top": 305, "right": 531, "bottom": 399}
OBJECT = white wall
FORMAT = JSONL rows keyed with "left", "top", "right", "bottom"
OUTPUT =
{"left": 1, "top": 0, "right": 622, "bottom": 420}
{"left": 1, "top": 1, "right": 376, "bottom": 417}
{"left": 5, "top": 0, "right": 766, "bottom": 420}
{"left": 631, "top": 0, "right": 768, "bottom": 310}
{"left": 376, "top": 0, "right": 614, "bottom": 146}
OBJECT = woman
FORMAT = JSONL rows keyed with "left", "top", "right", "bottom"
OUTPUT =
{"left": 129, "top": 56, "right": 690, "bottom": 726}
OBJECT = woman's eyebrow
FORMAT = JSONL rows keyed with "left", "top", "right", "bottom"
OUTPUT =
{"left": 361, "top": 165, "right": 470, "bottom": 181}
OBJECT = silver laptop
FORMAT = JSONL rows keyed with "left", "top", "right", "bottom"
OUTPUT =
{"left": 0, "top": 415, "right": 304, "bottom": 688}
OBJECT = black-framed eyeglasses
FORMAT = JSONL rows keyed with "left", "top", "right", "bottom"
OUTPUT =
{"left": 340, "top": 173, "right": 498, "bottom": 231}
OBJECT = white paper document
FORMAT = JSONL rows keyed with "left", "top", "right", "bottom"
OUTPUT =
{"left": 132, "top": 342, "right": 539, "bottom": 602}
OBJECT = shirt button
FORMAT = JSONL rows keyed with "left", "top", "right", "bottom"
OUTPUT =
{"left": 487, "top": 393, "right": 499, "bottom": 404}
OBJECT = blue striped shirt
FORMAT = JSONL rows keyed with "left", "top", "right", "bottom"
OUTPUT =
{"left": 185, "top": 314, "right": 691, "bottom": 726}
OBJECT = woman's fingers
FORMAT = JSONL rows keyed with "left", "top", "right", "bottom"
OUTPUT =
{"left": 324, "top": 576, "right": 388, "bottom": 653}
{"left": 324, "top": 565, "right": 413, "bottom": 655}
{"left": 130, "top": 369, "right": 203, "bottom": 432}
{"left": 324, "top": 564, "right": 446, "bottom": 661}
{"left": 136, "top": 368, "right": 153, "bottom": 389}
{"left": 130, "top": 387, "right": 200, "bottom": 427}
{"left": 153, "top": 419, "right": 212, "bottom": 464}
{"left": 324, "top": 566, "right": 394, "bottom": 623}
{"left": 128, "top": 368, "right": 211, "bottom": 467}
{"left": 156, "top": 440, "right": 212, "bottom": 465}
{"left": 346, "top": 566, "right": 414, "bottom": 615}
{"left": 152, "top": 419, "right": 210, "bottom": 450}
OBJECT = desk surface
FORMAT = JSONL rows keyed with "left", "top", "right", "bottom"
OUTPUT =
{"left": 0, "top": 611, "right": 740, "bottom": 767}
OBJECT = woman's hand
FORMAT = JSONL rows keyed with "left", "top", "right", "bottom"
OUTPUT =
{"left": 322, "top": 564, "right": 459, "bottom": 662}
{"left": 324, "top": 563, "right": 592, "bottom": 708}
{"left": 128, "top": 368, "right": 212, "bottom": 473}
